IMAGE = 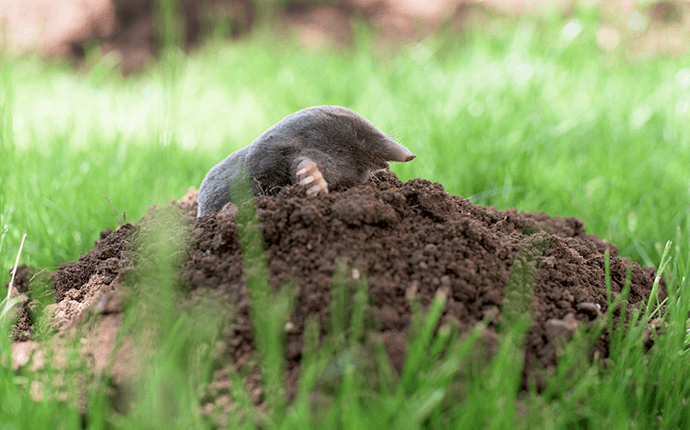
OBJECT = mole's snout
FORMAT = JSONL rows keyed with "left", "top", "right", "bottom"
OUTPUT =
{"left": 384, "top": 138, "right": 416, "bottom": 163}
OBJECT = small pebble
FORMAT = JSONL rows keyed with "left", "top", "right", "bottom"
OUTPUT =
{"left": 576, "top": 302, "right": 601, "bottom": 321}
{"left": 545, "top": 313, "right": 579, "bottom": 342}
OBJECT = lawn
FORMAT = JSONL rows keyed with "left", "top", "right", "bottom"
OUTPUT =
{"left": 1, "top": 6, "right": 689, "bottom": 429}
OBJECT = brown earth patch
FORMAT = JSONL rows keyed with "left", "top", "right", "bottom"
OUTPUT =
{"left": 5, "top": 171, "right": 664, "bottom": 421}
{"left": 3, "top": 0, "right": 688, "bottom": 72}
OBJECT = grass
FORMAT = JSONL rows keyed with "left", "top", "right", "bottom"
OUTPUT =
{"left": 1, "top": 4, "right": 690, "bottom": 428}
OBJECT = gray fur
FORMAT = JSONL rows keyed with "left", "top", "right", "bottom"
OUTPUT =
{"left": 197, "top": 106, "right": 415, "bottom": 217}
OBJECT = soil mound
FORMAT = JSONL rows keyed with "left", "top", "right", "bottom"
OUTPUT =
{"left": 7, "top": 171, "right": 663, "bottom": 416}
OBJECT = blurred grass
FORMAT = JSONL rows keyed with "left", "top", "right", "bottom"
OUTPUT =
{"left": 1, "top": 6, "right": 690, "bottom": 429}
{"left": 0, "top": 15, "right": 688, "bottom": 275}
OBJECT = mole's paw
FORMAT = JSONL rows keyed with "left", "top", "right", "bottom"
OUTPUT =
{"left": 296, "top": 158, "right": 329, "bottom": 197}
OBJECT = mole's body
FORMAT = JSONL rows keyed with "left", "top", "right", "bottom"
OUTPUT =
{"left": 196, "top": 105, "right": 416, "bottom": 217}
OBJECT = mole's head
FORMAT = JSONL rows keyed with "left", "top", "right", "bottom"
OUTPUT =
{"left": 285, "top": 106, "right": 415, "bottom": 181}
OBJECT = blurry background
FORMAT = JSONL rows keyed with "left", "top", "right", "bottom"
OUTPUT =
{"left": 0, "top": 0, "right": 688, "bottom": 277}
{"left": 1, "top": 0, "right": 688, "bottom": 71}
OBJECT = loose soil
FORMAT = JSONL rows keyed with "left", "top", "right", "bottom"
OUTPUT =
{"left": 7, "top": 171, "right": 664, "bottom": 422}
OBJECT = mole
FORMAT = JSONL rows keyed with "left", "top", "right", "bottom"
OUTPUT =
{"left": 196, "top": 105, "right": 416, "bottom": 217}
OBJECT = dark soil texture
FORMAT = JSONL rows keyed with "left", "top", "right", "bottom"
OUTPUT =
{"left": 7, "top": 171, "right": 664, "bottom": 418}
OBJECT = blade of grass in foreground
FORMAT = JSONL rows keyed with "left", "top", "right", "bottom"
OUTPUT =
{"left": 235, "top": 198, "right": 298, "bottom": 422}
{"left": 450, "top": 234, "right": 550, "bottom": 428}
{"left": 1, "top": 233, "right": 26, "bottom": 322}
{"left": 111, "top": 206, "right": 219, "bottom": 430}
{"left": 0, "top": 232, "right": 83, "bottom": 428}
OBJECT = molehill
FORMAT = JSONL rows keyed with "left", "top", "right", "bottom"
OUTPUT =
{"left": 6, "top": 170, "right": 664, "bottom": 416}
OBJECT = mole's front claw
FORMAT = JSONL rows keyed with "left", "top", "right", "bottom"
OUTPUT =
{"left": 296, "top": 158, "right": 329, "bottom": 197}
